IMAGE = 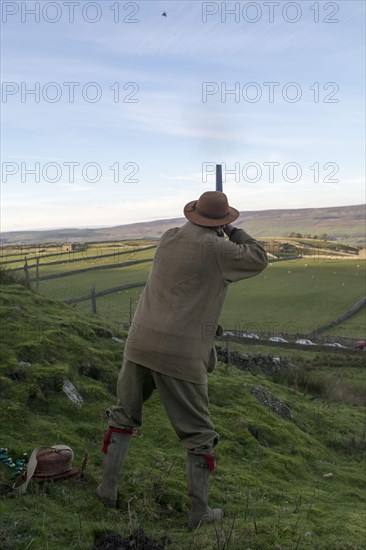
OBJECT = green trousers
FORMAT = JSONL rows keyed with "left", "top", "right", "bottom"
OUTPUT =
{"left": 107, "top": 358, "right": 219, "bottom": 454}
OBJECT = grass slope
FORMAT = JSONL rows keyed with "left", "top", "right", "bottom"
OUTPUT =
{"left": 0, "top": 286, "right": 365, "bottom": 549}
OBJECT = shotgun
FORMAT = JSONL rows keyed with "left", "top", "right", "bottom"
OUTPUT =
{"left": 215, "top": 164, "right": 223, "bottom": 192}
{"left": 215, "top": 164, "right": 226, "bottom": 237}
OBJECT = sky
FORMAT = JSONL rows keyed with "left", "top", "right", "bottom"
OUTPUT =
{"left": 1, "top": 0, "right": 365, "bottom": 231}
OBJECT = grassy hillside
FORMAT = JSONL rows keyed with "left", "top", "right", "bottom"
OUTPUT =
{"left": 0, "top": 286, "right": 365, "bottom": 549}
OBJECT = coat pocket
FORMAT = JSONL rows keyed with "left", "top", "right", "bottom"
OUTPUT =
{"left": 216, "top": 325, "right": 223, "bottom": 337}
{"left": 207, "top": 346, "right": 217, "bottom": 373}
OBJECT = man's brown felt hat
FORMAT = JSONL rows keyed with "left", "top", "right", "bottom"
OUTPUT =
{"left": 184, "top": 191, "right": 239, "bottom": 227}
{"left": 34, "top": 448, "right": 79, "bottom": 482}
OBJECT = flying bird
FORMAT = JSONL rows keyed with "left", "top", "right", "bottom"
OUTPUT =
{"left": 162, "top": 12, "right": 167, "bottom": 17}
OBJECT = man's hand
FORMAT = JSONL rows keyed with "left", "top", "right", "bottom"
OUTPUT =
{"left": 223, "top": 224, "right": 234, "bottom": 237}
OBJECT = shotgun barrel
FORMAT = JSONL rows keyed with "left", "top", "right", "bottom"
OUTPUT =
{"left": 216, "top": 164, "right": 223, "bottom": 192}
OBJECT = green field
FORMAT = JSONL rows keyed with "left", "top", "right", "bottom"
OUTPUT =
{"left": 1, "top": 240, "right": 365, "bottom": 339}
{"left": 222, "top": 259, "right": 365, "bottom": 336}
{"left": 323, "top": 308, "right": 366, "bottom": 339}
{"left": 0, "top": 240, "right": 156, "bottom": 268}
{"left": 35, "top": 257, "right": 366, "bottom": 339}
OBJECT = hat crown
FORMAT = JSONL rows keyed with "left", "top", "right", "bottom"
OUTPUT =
{"left": 196, "top": 192, "right": 230, "bottom": 220}
{"left": 184, "top": 191, "right": 239, "bottom": 227}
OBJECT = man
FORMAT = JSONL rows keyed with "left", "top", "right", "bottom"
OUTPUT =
{"left": 97, "top": 191, "right": 268, "bottom": 529}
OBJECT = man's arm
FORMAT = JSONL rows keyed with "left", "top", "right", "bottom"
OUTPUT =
{"left": 215, "top": 225, "right": 268, "bottom": 283}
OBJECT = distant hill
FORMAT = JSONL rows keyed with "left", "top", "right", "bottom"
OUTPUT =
{"left": 1, "top": 204, "right": 365, "bottom": 245}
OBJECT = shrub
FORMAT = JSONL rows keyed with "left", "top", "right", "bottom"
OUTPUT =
{"left": 0, "top": 267, "right": 27, "bottom": 287}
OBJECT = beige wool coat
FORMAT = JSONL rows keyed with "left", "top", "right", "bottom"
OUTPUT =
{"left": 124, "top": 221, "right": 268, "bottom": 384}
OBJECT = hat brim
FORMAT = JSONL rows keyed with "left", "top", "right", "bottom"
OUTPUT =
{"left": 184, "top": 200, "right": 239, "bottom": 227}
{"left": 35, "top": 467, "right": 79, "bottom": 482}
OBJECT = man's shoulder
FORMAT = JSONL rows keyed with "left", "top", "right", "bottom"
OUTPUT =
{"left": 159, "top": 226, "right": 180, "bottom": 242}
{"left": 181, "top": 221, "right": 217, "bottom": 238}
{"left": 160, "top": 222, "right": 218, "bottom": 246}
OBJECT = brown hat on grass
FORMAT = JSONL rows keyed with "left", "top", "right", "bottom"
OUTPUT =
{"left": 184, "top": 191, "right": 239, "bottom": 227}
{"left": 34, "top": 447, "right": 79, "bottom": 482}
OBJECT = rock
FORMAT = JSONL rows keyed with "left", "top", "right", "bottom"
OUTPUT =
{"left": 215, "top": 344, "right": 298, "bottom": 377}
{"left": 248, "top": 424, "right": 270, "bottom": 447}
{"left": 252, "top": 385, "right": 293, "bottom": 420}
{"left": 63, "top": 379, "right": 83, "bottom": 406}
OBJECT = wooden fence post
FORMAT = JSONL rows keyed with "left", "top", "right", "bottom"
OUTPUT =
{"left": 129, "top": 297, "right": 132, "bottom": 326}
{"left": 91, "top": 285, "right": 97, "bottom": 314}
{"left": 226, "top": 333, "right": 230, "bottom": 366}
{"left": 24, "top": 258, "right": 31, "bottom": 290}
{"left": 35, "top": 258, "right": 40, "bottom": 292}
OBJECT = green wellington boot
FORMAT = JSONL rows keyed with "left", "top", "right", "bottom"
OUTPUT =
{"left": 187, "top": 452, "right": 224, "bottom": 530}
{"left": 96, "top": 431, "right": 131, "bottom": 508}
